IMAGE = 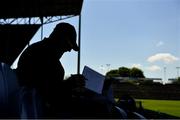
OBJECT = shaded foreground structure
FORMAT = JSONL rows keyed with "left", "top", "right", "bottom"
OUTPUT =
{"left": 110, "top": 79, "right": 180, "bottom": 119}
{"left": 143, "top": 109, "right": 180, "bottom": 119}
{"left": 112, "top": 80, "right": 180, "bottom": 100}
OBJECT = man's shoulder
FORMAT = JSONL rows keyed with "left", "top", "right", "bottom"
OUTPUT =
{"left": 26, "top": 40, "right": 45, "bottom": 51}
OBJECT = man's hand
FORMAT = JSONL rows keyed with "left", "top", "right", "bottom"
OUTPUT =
{"left": 66, "top": 74, "right": 86, "bottom": 89}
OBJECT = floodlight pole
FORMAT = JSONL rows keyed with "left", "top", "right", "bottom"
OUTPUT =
{"left": 176, "top": 67, "right": 180, "bottom": 78}
{"left": 164, "top": 67, "right": 167, "bottom": 83}
{"left": 77, "top": 14, "right": 81, "bottom": 74}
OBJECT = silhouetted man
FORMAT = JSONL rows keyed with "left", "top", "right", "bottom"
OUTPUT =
{"left": 16, "top": 22, "right": 80, "bottom": 118}
{"left": 16, "top": 22, "right": 112, "bottom": 119}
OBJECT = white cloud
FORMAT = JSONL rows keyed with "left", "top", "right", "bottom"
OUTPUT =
{"left": 146, "top": 65, "right": 161, "bottom": 72}
{"left": 156, "top": 41, "right": 164, "bottom": 47}
{"left": 147, "top": 53, "right": 179, "bottom": 63}
{"left": 131, "top": 64, "right": 142, "bottom": 68}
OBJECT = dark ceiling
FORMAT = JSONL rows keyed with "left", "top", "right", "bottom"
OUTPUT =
{"left": 0, "top": 0, "right": 83, "bottom": 18}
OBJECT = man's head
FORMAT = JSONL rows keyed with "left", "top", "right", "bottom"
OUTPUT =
{"left": 50, "top": 22, "right": 79, "bottom": 52}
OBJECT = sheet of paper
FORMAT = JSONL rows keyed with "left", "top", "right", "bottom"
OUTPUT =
{"left": 82, "top": 66, "right": 105, "bottom": 94}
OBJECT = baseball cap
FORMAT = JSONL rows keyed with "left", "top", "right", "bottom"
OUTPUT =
{"left": 54, "top": 22, "right": 79, "bottom": 51}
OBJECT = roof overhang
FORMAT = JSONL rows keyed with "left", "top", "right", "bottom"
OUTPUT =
{"left": 0, "top": 0, "right": 83, "bottom": 19}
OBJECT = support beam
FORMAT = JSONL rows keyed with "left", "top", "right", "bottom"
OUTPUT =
{"left": 0, "top": 16, "right": 76, "bottom": 25}
{"left": 77, "top": 14, "right": 81, "bottom": 74}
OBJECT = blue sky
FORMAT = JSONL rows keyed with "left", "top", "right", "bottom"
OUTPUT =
{"left": 79, "top": 0, "right": 180, "bottom": 83}
{"left": 16, "top": 0, "right": 180, "bottom": 83}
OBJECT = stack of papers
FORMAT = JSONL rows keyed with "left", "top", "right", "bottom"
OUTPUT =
{"left": 82, "top": 66, "right": 105, "bottom": 94}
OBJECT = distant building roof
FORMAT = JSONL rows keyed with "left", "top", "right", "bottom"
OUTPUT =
{"left": 113, "top": 77, "right": 162, "bottom": 81}
{"left": 168, "top": 78, "right": 178, "bottom": 81}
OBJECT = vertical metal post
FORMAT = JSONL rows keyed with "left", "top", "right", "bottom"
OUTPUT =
{"left": 28, "top": 18, "right": 31, "bottom": 46}
{"left": 40, "top": 17, "right": 43, "bottom": 40}
{"left": 77, "top": 14, "right": 81, "bottom": 74}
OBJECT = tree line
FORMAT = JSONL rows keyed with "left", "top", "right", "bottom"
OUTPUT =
{"left": 106, "top": 66, "right": 145, "bottom": 78}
